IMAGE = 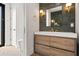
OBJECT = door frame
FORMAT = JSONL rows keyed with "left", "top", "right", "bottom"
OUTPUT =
{"left": 0, "top": 3, "right": 5, "bottom": 47}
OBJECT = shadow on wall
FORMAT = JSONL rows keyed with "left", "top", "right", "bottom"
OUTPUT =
{"left": 77, "top": 37, "right": 79, "bottom": 56}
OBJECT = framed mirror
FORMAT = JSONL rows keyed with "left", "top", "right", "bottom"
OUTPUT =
{"left": 39, "top": 3, "right": 75, "bottom": 32}
{"left": 0, "top": 3, "right": 5, "bottom": 47}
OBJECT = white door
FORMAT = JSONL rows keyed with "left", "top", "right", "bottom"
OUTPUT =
{"left": 11, "top": 7, "right": 17, "bottom": 47}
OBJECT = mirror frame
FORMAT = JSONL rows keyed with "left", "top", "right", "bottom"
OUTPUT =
{"left": 46, "top": 6, "right": 62, "bottom": 27}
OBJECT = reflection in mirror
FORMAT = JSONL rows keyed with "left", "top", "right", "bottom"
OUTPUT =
{"left": 51, "top": 10, "right": 62, "bottom": 32}
{"left": 39, "top": 3, "right": 75, "bottom": 32}
{"left": 46, "top": 6, "right": 62, "bottom": 27}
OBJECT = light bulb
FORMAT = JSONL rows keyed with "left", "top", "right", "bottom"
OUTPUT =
{"left": 40, "top": 10, "right": 44, "bottom": 14}
{"left": 70, "top": 23, "right": 74, "bottom": 28}
{"left": 66, "top": 3, "right": 72, "bottom": 7}
{"left": 40, "top": 9, "right": 45, "bottom": 16}
{"left": 51, "top": 20, "right": 55, "bottom": 23}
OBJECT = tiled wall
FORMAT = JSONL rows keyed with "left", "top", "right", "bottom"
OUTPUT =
{"left": 39, "top": 3, "right": 75, "bottom": 32}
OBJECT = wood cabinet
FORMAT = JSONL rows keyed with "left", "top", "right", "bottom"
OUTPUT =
{"left": 35, "top": 44, "right": 50, "bottom": 56}
{"left": 35, "top": 35, "right": 50, "bottom": 46}
{"left": 50, "top": 47, "right": 75, "bottom": 56}
{"left": 34, "top": 35, "right": 76, "bottom": 56}
{"left": 50, "top": 36, "right": 75, "bottom": 51}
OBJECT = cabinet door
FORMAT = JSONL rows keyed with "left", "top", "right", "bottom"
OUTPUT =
{"left": 50, "top": 36, "right": 75, "bottom": 51}
{"left": 35, "top": 35, "right": 50, "bottom": 46}
{"left": 50, "top": 47, "right": 75, "bottom": 56}
{"left": 35, "top": 44, "right": 50, "bottom": 56}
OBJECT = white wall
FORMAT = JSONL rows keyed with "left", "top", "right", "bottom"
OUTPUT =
{"left": 5, "top": 4, "right": 11, "bottom": 46}
{"left": 25, "top": 3, "right": 39, "bottom": 56}
{"left": 75, "top": 3, "right": 79, "bottom": 55}
{"left": 4, "top": 3, "right": 39, "bottom": 56}
{"left": 75, "top": 4, "right": 79, "bottom": 38}
{"left": 11, "top": 3, "right": 25, "bottom": 55}
{"left": 10, "top": 4, "right": 17, "bottom": 47}
{"left": 5, "top": 3, "right": 25, "bottom": 55}
{"left": 16, "top": 4, "right": 25, "bottom": 55}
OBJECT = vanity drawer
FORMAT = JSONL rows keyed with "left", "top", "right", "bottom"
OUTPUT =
{"left": 50, "top": 36, "right": 75, "bottom": 51}
{"left": 35, "top": 44, "right": 50, "bottom": 56}
{"left": 50, "top": 47, "right": 75, "bottom": 56}
{"left": 35, "top": 35, "right": 50, "bottom": 46}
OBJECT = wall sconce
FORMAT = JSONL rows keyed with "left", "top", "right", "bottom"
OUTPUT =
{"left": 65, "top": 3, "right": 72, "bottom": 12}
{"left": 40, "top": 9, "right": 45, "bottom": 16}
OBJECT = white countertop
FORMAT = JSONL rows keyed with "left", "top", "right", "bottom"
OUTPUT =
{"left": 34, "top": 32, "right": 77, "bottom": 38}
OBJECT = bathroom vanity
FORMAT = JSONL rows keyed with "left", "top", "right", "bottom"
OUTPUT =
{"left": 34, "top": 32, "right": 77, "bottom": 56}
{"left": 35, "top": 3, "right": 76, "bottom": 56}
